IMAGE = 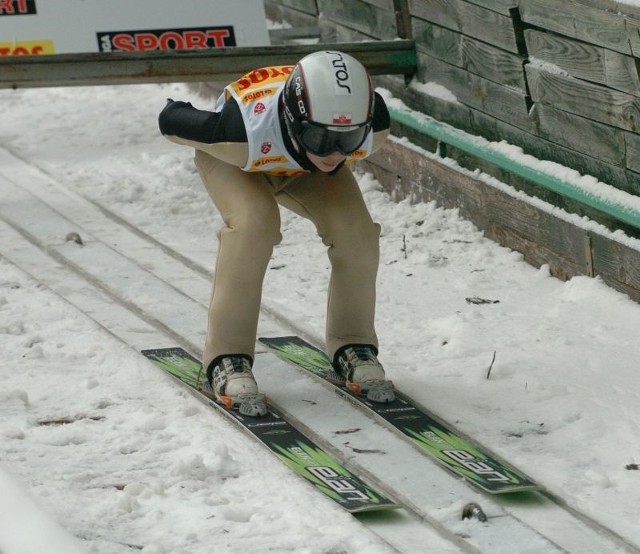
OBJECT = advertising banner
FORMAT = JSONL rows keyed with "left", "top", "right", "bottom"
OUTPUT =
{"left": 0, "top": 0, "right": 270, "bottom": 56}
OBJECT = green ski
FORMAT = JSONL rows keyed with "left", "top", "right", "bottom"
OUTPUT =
{"left": 142, "top": 347, "right": 398, "bottom": 513}
{"left": 259, "top": 336, "right": 540, "bottom": 495}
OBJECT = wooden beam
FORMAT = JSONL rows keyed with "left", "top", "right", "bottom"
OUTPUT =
{"left": 268, "top": 26, "right": 320, "bottom": 44}
{"left": 0, "top": 40, "right": 416, "bottom": 89}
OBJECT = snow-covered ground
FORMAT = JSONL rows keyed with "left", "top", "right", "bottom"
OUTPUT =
{"left": 1, "top": 82, "right": 640, "bottom": 553}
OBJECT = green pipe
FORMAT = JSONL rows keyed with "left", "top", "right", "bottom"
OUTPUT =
{"left": 388, "top": 102, "right": 640, "bottom": 231}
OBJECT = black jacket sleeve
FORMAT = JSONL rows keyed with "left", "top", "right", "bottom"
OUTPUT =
{"left": 372, "top": 92, "right": 391, "bottom": 133}
{"left": 158, "top": 98, "right": 247, "bottom": 143}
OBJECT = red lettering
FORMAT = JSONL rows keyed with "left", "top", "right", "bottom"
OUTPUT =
{"left": 235, "top": 66, "right": 292, "bottom": 92}
{"left": 246, "top": 90, "right": 267, "bottom": 101}
{"left": 112, "top": 34, "right": 135, "bottom": 52}
{"left": 0, "top": 0, "right": 28, "bottom": 14}
{"left": 184, "top": 31, "right": 207, "bottom": 49}
{"left": 104, "top": 28, "right": 237, "bottom": 53}
{"left": 250, "top": 67, "right": 293, "bottom": 84}
{"left": 0, "top": 44, "right": 44, "bottom": 56}
{"left": 250, "top": 68, "right": 270, "bottom": 84}
{"left": 268, "top": 67, "right": 287, "bottom": 79}
{"left": 159, "top": 31, "right": 184, "bottom": 50}
{"left": 135, "top": 33, "right": 159, "bottom": 51}
{"left": 236, "top": 78, "right": 251, "bottom": 91}
{"left": 206, "top": 29, "right": 230, "bottom": 47}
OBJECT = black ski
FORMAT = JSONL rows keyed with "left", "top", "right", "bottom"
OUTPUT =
{"left": 142, "top": 347, "right": 398, "bottom": 513}
{"left": 259, "top": 336, "right": 540, "bottom": 494}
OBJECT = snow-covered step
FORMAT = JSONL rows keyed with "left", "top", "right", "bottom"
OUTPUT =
{"left": 1, "top": 162, "right": 629, "bottom": 553}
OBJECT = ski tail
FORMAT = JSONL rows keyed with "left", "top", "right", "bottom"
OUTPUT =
{"left": 142, "top": 346, "right": 399, "bottom": 513}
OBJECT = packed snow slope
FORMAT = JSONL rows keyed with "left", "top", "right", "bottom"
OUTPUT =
{"left": 1, "top": 83, "right": 639, "bottom": 553}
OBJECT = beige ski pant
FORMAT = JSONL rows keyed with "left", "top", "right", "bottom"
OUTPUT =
{"left": 194, "top": 150, "right": 380, "bottom": 371}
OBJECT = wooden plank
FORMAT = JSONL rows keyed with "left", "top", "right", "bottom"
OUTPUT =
{"left": 269, "top": 27, "right": 321, "bottom": 44}
{"left": 624, "top": 131, "right": 640, "bottom": 174}
{"left": 316, "top": 0, "right": 397, "bottom": 39}
{"left": 525, "top": 29, "right": 607, "bottom": 83}
{"left": 358, "top": 155, "right": 433, "bottom": 204}
{"left": 360, "top": 138, "right": 487, "bottom": 219}
{"left": 0, "top": 41, "right": 416, "bottom": 89}
{"left": 605, "top": 49, "right": 640, "bottom": 96}
{"left": 411, "top": 0, "right": 520, "bottom": 53}
{"left": 526, "top": 63, "right": 640, "bottom": 133}
{"left": 624, "top": 169, "right": 640, "bottom": 197}
{"left": 591, "top": 234, "right": 640, "bottom": 300}
{"left": 532, "top": 103, "right": 626, "bottom": 166}
{"left": 482, "top": 189, "right": 591, "bottom": 281}
{"left": 264, "top": 0, "right": 319, "bottom": 27}
{"left": 282, "top": 0, "right": 319, "bottom": 15}
{"left": 623, "top": 16, "right": 640, "bottom": 58}
{"left": 417, "top": 52, "right": 533, "bottom": 132}
{"left": 394, "top": 0, "right": 413, "bottom": 40}
{"left": 413, "top": 20, "right": 526, "bottom": 89}
{"left": 321, "top": 22, "right": 381, "bottom": 43}
{"left": 525, "top": 29, "right": 640, "bottom": 96}
{"left": 409, "top": 0, "right": 461, "bottom": 32}
{"left": 519, "top": 0, "right": 631, "bottom": 55}
{"left": 457, "top": 1, "right": 520, "bottom": 54}
{"left": 358, "top": 0, "right": 395, "bottom": 9}
{"left": 625, "top": 169, "right": 640, "bottom": 196}
{"left": 463, "top": 0, "right": 518, "bottom": 16}
{"left": 412, "top": 19, "right": 463, "bottom": 66}
{"left": 462, "top": 32, "right": 525, "bottom": 89}
{"left": 567, "top": 0, "right": 640, "bottom": 19}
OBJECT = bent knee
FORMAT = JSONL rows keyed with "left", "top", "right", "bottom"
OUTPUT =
{"left": 221, "top": 215, "right": 283, "bottom": 247}
{"left": 340, "top": 220, "right": 380, "bottom": 248}
{"left": 328, "top": 221, "right": 380, "bottom": 265}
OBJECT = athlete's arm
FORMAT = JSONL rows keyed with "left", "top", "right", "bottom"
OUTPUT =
{"left": 158, "top": 98, "right": 249, "bottom": 167}
{"left": 370, "top": 92, "right": 391, "bottom": 154}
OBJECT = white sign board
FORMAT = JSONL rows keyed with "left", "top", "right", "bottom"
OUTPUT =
{"left": 0, "top": 0, "right": 270, "bottom": 56}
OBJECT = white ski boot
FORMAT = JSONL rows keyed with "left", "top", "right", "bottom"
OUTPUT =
{"left": 333, "top": 345, "right": 395, "bottom": 403}
{"left": 204, "top": 355, "right": 267, "bottom": 417}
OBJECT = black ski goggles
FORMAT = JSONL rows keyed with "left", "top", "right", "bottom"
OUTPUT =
{"left": 296, "top": 121, "right": 371, "bottom": 157}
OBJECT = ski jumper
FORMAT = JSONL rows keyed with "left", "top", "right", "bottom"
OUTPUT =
{"left": 159, "top": 64, "right": 390, "bottom": 370}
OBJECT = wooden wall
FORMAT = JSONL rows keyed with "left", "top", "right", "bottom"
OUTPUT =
{"left": 393, "top": 0, "right": 640, "bottom": 236}
{"left": 265, "top": 0, "right": 640, "bottom": 221}
{"left": 264, "top": 0, "right": 640, "bottom": 300}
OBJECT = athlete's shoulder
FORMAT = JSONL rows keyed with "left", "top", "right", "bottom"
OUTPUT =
{"left": 371, "top": 92, "right": 390, "bottom": 133}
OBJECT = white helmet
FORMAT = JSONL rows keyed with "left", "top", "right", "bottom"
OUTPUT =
{"left": 282, "top": 50, "right": 374, "bottom": 156}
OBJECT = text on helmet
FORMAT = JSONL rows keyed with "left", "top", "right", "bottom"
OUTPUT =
{"left": 327, "top": 51, "right": 353, "bottom": 95}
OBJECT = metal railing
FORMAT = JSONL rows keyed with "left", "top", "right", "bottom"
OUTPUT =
{"left": 389, "top": 101, "right": 640, "bottom": 231}
{"left": 0, "top": 40, "right": 416, "bottom": 89}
